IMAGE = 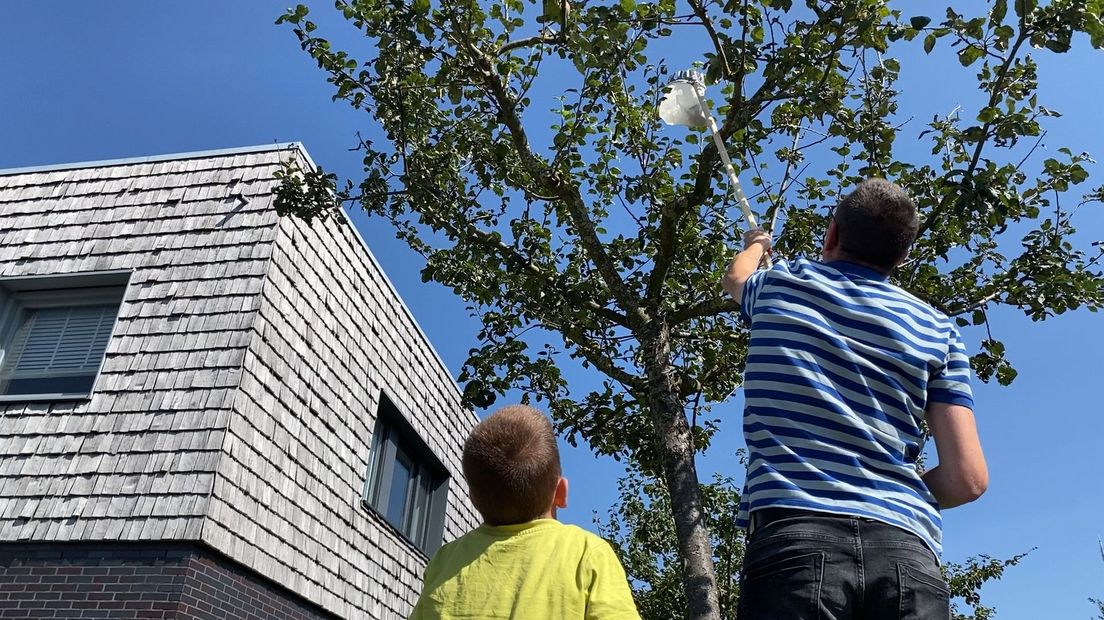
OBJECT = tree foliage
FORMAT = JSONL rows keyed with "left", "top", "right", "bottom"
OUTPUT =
{"left": 943, "top": 552, "right": 1030, "bottom": 620}
{"left": 599, "top": 469, "right": 744, "bottom": 619}
{"left": 275, "top": 0, "right": 1104, "bottom": 616}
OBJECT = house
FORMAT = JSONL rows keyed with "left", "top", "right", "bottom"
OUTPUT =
{"left": 0, "top": 144, "right": 480, "bottom": 619}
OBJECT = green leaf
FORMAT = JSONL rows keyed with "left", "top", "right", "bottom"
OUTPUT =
{"left": 977, "top": 107, "right": 999, "bottom": 123}
{"left": 620, "top": 0, "right": 636, "bottom": 12}
{"left": 991, "top": 0, "right": 1008, "bottom": 25}
{"left": 958, "top": 45, "right": 984, "bottom": 66}
{"left": 924, "top": 33, "right": 937, "bottom": 53}
{"left": 1014, "top": 0, "right": 1036, "bottom": 18}
{"left": 910, "top": 16, "right": 932, "bottom": 30}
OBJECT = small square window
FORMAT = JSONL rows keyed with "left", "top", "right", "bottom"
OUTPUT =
{"left": 364, "top": 395, "right": 449, "bottom": 554}
{"left": 0, "top": 271, "right": 129, "bottom": 402}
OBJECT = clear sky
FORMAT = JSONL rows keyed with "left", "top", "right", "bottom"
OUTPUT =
{"left": 3, "top": 2, "right": 1102, "bottom": 617}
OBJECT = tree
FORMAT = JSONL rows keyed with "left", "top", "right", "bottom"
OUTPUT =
{"left": 598, "top": 465, "right": 746, "bottom": 618}
{"left": 275, "top": 1, "right": 1104, "bottom": 617}
{"left": 943, "top": 552, "right": 1029, "bottom": 620}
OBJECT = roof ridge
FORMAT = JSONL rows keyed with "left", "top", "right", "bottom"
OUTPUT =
{"left": 0, "top": 143, "right": 311, "bottom": 177}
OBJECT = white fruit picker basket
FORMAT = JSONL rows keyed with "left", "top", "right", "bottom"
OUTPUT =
{"left": 658, "top": 70, "right": 772, "bottom": 268}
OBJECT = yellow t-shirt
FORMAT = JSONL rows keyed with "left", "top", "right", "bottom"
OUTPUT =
{"left": 409, "top": 519, "right": 640, "bottom": 620}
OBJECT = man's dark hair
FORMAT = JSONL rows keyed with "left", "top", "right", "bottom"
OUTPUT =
{"left": 833, "top": 178, "right": 920, "bottom": 272}
{"left": 462, "top": 404, "right": 561, "bottom": 525}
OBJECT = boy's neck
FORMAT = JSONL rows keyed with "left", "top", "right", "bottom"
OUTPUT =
{"left": 482, "top": 509, "right": 557, "bottom": 528}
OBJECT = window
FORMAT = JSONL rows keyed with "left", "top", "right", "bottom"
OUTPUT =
{"left": 0, "top": 271, "right": 129, "bottom": 401}
{"left": 364, "top": 395, "right": 449, "bottom": 554}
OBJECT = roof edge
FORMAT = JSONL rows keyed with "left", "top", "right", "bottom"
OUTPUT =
{"left": 0, "top": 142, "right": 307, "bottom": 177}
{"left": 332, "top": 206, "right": 478, "bottom": 423}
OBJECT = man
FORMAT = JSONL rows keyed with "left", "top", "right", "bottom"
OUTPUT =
{"left": 722, "top": 178, "right": 988, "bottom": 619}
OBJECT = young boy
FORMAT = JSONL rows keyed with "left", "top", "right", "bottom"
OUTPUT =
{"left": 409, "top": 404, "right": 640, "bottom": 620}
{"left": 723, "top": 179, "right": 988, "bottom": 619}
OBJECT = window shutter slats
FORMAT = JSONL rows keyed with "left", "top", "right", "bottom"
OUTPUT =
{"left": 10, "top": 305, "right": 115, "bottom": 373}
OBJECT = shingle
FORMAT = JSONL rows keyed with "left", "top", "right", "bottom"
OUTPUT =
{"left": 0, "top": 150, "right": 282, "bottom": 550}
{"left": 0, "top": 145, "right": 479, "bottom": 619}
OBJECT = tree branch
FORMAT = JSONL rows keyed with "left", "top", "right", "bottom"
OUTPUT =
{"left": 670, "top": 295, "right": 739, "bottom": 324}
{"left": 944, "top": 290, "right": 1002, "bottom": 317}
{"left": 918, "top": 30, "right": 1031, "bottom": 239}
{"left": 498, "top": 34, "right": 561, "bottom": 56}
{"left": 687, "top": 0, "right": 732, "bottom": 78}
{"left": 967, "top": 32, "right": 1029, "bottom": 173}
{"left": 423, "top": 200, "right": 633, "bottom": 328}
{"left": 647, "top": 36, "right": 849, "bottom": 305}
{"left": 560, "top": 324, "right": 643, "bottom": 389}
{"left": 458, "top": 27, "right": 644, "bottom": 322}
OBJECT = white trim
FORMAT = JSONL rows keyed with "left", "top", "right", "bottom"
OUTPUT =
{"left": 0, "top": 143, "right": 304, "bottom": 177}
{"left": 0, "top": 269, "right": 131, "bottom": 291}
{"left": 0, "top": 393, "right": 92, "bottom": 404}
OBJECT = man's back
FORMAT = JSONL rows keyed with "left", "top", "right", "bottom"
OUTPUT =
{"left": 738, "top": 258, "right": 973, "bottom": 555}
{"left": 410, "top": 519, "right": 639, "bottom": 620}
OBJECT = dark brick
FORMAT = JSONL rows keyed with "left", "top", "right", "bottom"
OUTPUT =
{"left": 0, "top": 544, "right": 339, "bottom": 620}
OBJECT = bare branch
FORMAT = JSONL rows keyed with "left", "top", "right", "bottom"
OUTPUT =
{"left": 498, "top": 34, "right": 561, "bottom": 56}
{"left": 944, "top": 291, "right": 1002, "bottom": 316}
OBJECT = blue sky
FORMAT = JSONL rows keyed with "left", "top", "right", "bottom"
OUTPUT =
{"left": 3, "top": 2, "right": 1102, "bottom": 617}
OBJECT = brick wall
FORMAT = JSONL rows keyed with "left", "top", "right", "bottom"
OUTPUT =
{"left": 0, "top": 543, "right": 339, "bottom": 620}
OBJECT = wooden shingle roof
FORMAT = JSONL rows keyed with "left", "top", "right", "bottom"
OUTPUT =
{"left": 0, "top": 145, "right": 291, "bottom": 542}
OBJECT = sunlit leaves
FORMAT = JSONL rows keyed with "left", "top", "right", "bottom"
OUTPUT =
{"left": 944, "top": 552, "right": 1031, "bottom": 620}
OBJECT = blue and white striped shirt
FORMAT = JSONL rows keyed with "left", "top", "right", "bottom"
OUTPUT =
{"left": 737, "top": 258, "right": 973, "bottom": 555}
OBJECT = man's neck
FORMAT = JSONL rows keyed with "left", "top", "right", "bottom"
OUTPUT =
{"left": 825, "top": 252, "right": 891, "bottom": 277}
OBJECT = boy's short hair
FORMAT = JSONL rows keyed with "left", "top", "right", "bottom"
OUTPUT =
{"left": 834, "top": 178, "right": 920, "bottom": 272}
{"left": 462, "top": 404, "right": 561, "bottom": 525}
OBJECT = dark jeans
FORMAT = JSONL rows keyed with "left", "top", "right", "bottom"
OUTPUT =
{"left": 736, "top": 509, "right": 951, "bottom": 620}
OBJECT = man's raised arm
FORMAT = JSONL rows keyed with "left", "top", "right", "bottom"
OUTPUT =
{"left": 722, "top": 229, "right": 772, "bottom": 304}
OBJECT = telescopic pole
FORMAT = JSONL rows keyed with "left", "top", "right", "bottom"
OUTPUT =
{"left": 686, "top": 77, "right": 772, "bottom": 268}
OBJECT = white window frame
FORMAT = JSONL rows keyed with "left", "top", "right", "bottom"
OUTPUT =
{"left": 363, "top": 394, "right": 449, "bottom": 555}
{"left": 0, "top": 270, "right": 130, "bottom": 403}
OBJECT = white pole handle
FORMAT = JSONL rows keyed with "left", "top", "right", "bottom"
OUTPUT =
{"left": 693, "top": 89, "right": 772, "bottom": 268}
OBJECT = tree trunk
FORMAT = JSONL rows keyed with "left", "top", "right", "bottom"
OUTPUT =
{"left": 642, "top": 323, "right": 721, "bottom": 620}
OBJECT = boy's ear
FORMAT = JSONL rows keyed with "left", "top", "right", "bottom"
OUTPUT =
{"left": 553, "top": 476, "right": 568, "bottom": 510}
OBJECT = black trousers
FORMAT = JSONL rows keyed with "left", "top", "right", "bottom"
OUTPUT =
{"left": 736, "top": 509, "right": 951, "bottom": 620}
